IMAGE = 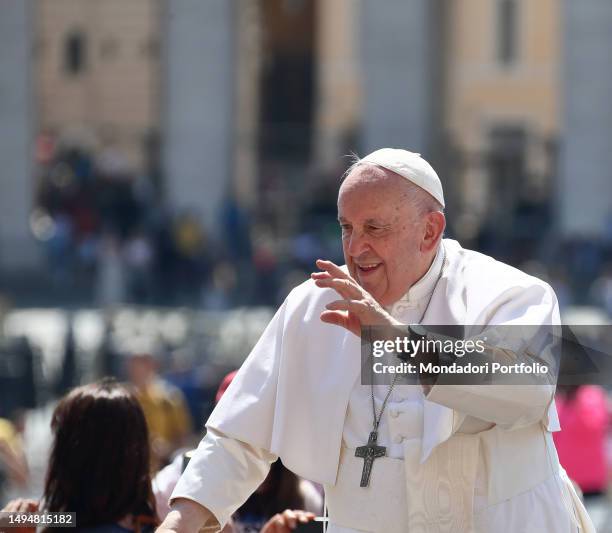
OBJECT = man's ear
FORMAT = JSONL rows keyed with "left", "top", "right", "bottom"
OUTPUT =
{"left": 421, "top": 211, "right": 446, "bottom": 252}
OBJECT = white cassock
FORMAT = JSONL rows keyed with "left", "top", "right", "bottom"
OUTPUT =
{"left": 171, "top": 238, "right": 595, "bottom": 533}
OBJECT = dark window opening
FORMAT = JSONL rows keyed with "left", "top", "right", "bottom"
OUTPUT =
{"left": 64, "top": 31, "right": 87, "bottom": 75}
{"left": 486, "top": 125, "right": 528, "bottom": 247}
{"left": 259, "top": 0, "right": 316, "bottom": 163}
{"left": 497, "top": 0, "right": 517, "bottom": 65}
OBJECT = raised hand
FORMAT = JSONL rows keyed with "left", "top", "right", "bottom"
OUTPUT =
{"left": 311, "top": 259, "right": 400, "bottom": 336}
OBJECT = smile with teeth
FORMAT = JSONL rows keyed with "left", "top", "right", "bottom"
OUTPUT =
{"left": 357, "top": 263, "right": 382, "bottom": 274}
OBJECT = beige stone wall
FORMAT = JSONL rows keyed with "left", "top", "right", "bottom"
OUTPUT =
{"left": 444, "top": 0, "right": 560, "bottom": 222}
{"left": 35, "top": 0, "right": 161, "bottom": 171}
{"left": 445, "top": 0, "right": 560, "bottom": 149}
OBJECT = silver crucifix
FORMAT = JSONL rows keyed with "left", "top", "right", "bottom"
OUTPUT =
{"left": 355, "top": 431, "right": 387, "bottom": 487}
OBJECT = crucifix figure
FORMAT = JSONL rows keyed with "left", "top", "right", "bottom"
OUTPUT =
{"left": 355, "top": 431, "right": 387, "bottom": 487}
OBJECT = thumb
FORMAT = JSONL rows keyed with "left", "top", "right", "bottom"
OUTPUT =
{"left": 320, "top": 310, "right": 349, "bottom": 329}
{"left": 321, "top": 311, "right": 361, "bottom": 337}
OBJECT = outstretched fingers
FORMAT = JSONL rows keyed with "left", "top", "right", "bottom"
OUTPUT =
{"left": 315, "top": 259, "right": 351, "bottom": 279}
{"left": 316, "top": 277, "right": 358, "bottom": 295}
{"left": 325, "top": 298, "right": 362, "bottom": 313}
{"left": 310, "top": 271, "right": 332, "bottom": 280}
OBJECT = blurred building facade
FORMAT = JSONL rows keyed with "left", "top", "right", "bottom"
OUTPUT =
{"left": 35, "top": 0, "right": 161, "bottom": 174}
{"left": 442, "top": 0, "right": 561, "bottom": 262}
{"left": 1, "top": 0, "right": 611, "bottom": 305}
{"left": 26, "top": 1, "right": 567, "bottom": 228}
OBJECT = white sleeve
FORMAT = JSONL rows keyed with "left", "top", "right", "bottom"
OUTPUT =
{"left": 169, "top": 427, "right": 277, "bottom": 529}
{"left": 426, "top": 282, "right": 560, "bottom": 430}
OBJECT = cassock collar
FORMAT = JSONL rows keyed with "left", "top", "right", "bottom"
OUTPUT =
{"left": 396, "top": 241, "right": 445, "bottom": 305}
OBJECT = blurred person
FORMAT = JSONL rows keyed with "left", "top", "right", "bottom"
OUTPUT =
{"left": 45, "top": 214, "right": 74, "bottom": 285}
{"left": 96, "top": 143, "right": 131, "bottom": 179}
{"left": 565, "top": 237, "right": 603, "bottom": 304}
{"left": 549, "top": 265, "right": 573, "bottom": 311}
{"left": 95, "top": 168, "right": 142, "bottom": 240}
{"left": 96, "top": 233, "right": 127, "bottom": 307}
{"left": 127, "top": 352, "right": 192, "bottom": 469}
{"left": 153, "top": 371, "right": 320, "bottom": 533}
{"left": 554, "top": 385, "right": 610, "bottom": 494}
{"left": 95, "top": 317, "right": 121, "bottom": 379}
{"left": 221, "top": 196, "right": 253, "bottom": 263}
{"left": 173, "top": 213, "right": 205, "bottom": 265}
{"left": 150, "top": 208, "right": 180, "bottom": 304}
{"left": 35, "top": 130, "right": 57, "bottom": 166}
{"left": 232, "top": 459, "right": 321, "bottom": 533}
{"left": 0, "top": 414, "right": 29, "bottom": 505}
{"left": 158, "top": 149, "right": 594, "bottom": 532}
{"left": 124, "top": 231, "right": 154, "bottom": 303}
{"left": 153, "top": 372, "right": 238, "bottom": 521}
{"left": 152, "top": 453, "right": 187, "bottom": 525}
{"left": 214, "top": 371, "right": 238, "bottom": 404}
{"left": 172, "top": 213, "right": 211, "bottom": 303}
{"left": 251, "top": 227, "right": 280, "bottom": 306}
{"left": 589, "top": 262, "right": 612, "bottom": 316}
{"left": 154, "top": 455, "right": 315, "bottom": 533}
{"left": 2, "top": 378, "right": 158, "bottom": 532}
{"left": 55, "top": 320, "right": 78, "bottom": 396}
{"left": 201, "top": 262, "right": 238, "bottom": 311}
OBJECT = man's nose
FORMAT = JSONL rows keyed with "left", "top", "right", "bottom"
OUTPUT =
{"left": 346, "top": 230, "right": 370, "bottom": 257}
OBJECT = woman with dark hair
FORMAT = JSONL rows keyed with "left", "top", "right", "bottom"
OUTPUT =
{"left": 3, "top": 378, "right": 158, "bottom": 533}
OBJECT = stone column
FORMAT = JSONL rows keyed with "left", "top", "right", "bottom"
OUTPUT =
{"left": 559, "top": 0, "right": 612, "bottom": 237}
{"left": 359, "top": 0, "right": 433, "bottom": 154}
{"left": 0, "top": 0, "right": 38, "bottom": 271}
{"left": 233, "top": 0, "right": 261, "bottom": 210}
{"left": 161, "top": 0, "right": 234, "bottom": 231}
{"left": 314, "top": 0, "right": 361, "bottom": 170}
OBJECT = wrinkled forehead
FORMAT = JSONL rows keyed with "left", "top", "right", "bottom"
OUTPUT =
{"left": 339, "top": 164, "right": 410, "bottom": 204}
{"left": 342, "top": 163, "right": 395, "bottom": 186}
{"left": 338, "top": 165, "right": 414, "bottom": 221}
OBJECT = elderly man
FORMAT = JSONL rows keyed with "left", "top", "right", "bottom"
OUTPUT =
{"left": 158, "top": 149, "right": 593, "bottom": 533}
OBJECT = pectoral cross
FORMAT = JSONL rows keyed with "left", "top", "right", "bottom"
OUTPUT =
{"left": 355, "top": 431, "right": 386, "bottom": 487}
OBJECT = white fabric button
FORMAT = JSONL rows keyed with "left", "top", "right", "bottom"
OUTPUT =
{"left": 394, "top": 435, "right": 405, "bottom": 444}
{"left": 390, "top": 410, "right": 400, "bottom": 418}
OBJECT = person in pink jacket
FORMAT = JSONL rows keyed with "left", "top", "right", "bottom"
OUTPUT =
{"left": 554, "top": 385, "right": 611, "bottom": 493}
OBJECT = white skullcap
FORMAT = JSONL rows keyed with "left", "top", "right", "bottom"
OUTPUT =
{"left": 359, "top": 148, "right": 445, "bottom": 208}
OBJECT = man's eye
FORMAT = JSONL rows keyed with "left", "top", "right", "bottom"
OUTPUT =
{"left": 340, "top": 224, "right": 352, "bottom": 232}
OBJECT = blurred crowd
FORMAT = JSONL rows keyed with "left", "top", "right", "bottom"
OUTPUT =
{"left": 28, "top": 133, "right": 612, "bottom": 316}
{"left": 1, "top": 341, "right": 611, "bottom": 532}
{"left": 1, "top": 312, "right": 612, "bottom": 531}
{"left": 0, "top": 366, "right": 322, "bottom": 533}
{"left": 469, "top": 202, "right": 612, "bottom": 315}
{"left": 30, "top": 134, "right": 344, "bottom": 310}
{"left": 34, "top": 134, "right": 215, "bottom": 307}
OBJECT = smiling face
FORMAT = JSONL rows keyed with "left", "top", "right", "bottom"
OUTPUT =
{"left": 337, "top": 165, "right": 442, "bottom": 307}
